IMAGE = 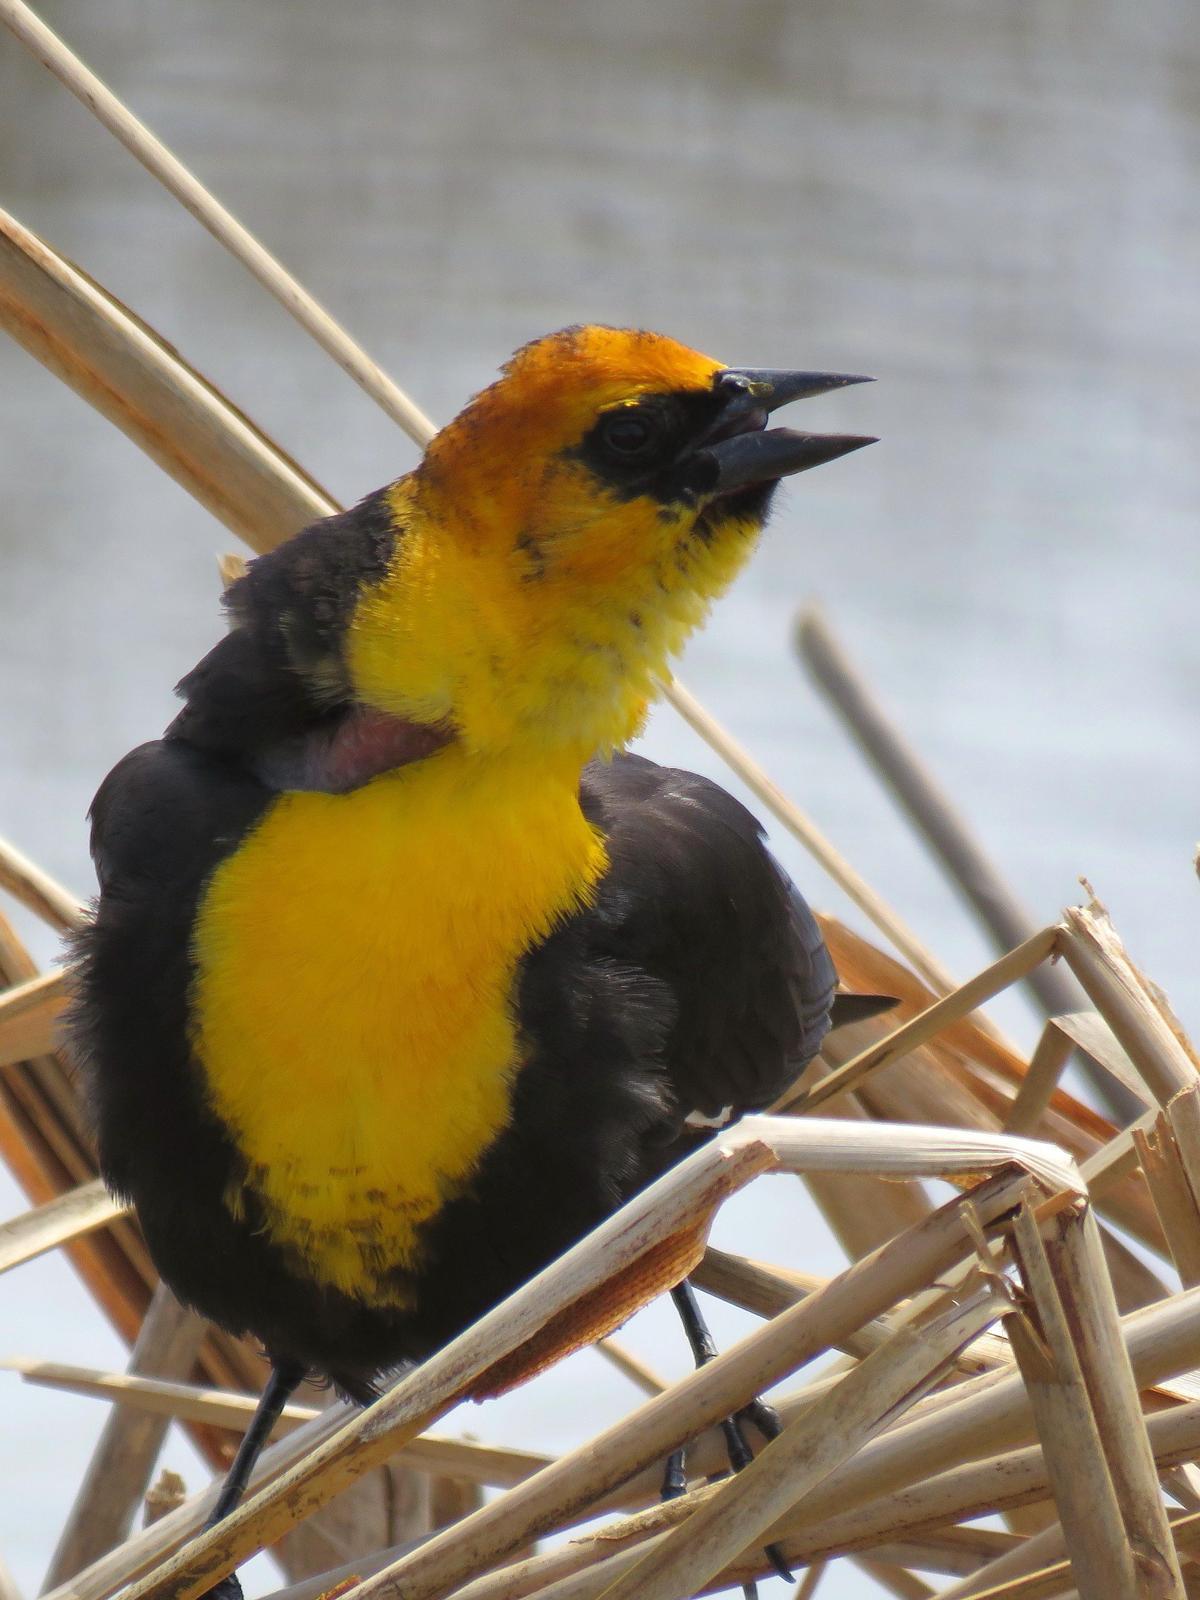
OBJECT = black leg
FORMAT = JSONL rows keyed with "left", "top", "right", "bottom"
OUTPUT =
{"left": 669, "top": 1280, "right": 794, "bottom": 1594}
{"left": 199, "top": 1358, "right": 306, "bottom": 1600}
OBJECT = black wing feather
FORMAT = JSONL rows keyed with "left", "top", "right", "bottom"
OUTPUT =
{"left": 167, "top": 488, "right": 400, "bottom": 753}
{"left": 579, "top": 752, "right": 837, "bottom": 1125}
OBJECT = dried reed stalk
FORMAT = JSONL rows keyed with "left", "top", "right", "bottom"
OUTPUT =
{"left": 43, "top": 1287, "right": 208, "bottom": 1589}
{"left": 0, "top": 1554, "right": 20, "bottom": 1600}
{"left": 940, "top": 1511, "right": 1200, "bottom": 1600}
{"left": 0, "top": 910, "right": 162, "bottom": 1357}
{"left": 1133, "top": 1119, "right": 1200, "bottom": 1286}
{"left": 693, "top": 1247, "right": 1020, "bottom": 1390}
{"left": 0, "top": 835, "right": 82, "bottom": 933}
{"left": 785, "top": 926, "right": 1058, "bottom": 1114}
{"left": 659, "top": 677, "right": 993, "bottom": 1007}
{"left": 279, "top": 1170, "right": 1047, "bottom": 1600}
{"left": 4, "top": 13, "right": 1200, "bottom": 1598}
{"left": 5, "top": 1362, "right": 555, "bottom": 1490}
{"left": 855, "top": 1560, "right": 936, "bottom": 1598}
{"left": 1059, "top": 900, "right": 1199, "bottom": 1103}
{"left": 582, "top": 1280, "right": 1012, "bottom": 1600}
{"left": 1007, "top": 1204, "right": 1142, "bottom": 1598}
{"left": 0, "top": 0, "right": 435, "bottom": 447}
{"left": 0, "top": 969, "right": 69, "bottom": 1068}
{"left": 794, "top": 606, "right": 1141, "bottom": 1124}
{"left": 814, "top": 920, "right": 1168, "bottom": 1306}
{"left": 0, "top": 1178, "right": 125, "bottom": 1273}
{"left": 455, "top": 1395, "right": 1200, "bottom": 1600}
{"left": 932, "top": 1521, "right": 1071, "bottom": 1600}
{"left": 1040, "top": 1204, "right": 1183, "bottom": 1592}
{"left": 1003, "top": 1024, "right": 1076, "bottom": 1136}
{"left": 0, "top": 210, "right": 335, "bottom": 551}
{"left": 63, "top": 1158, "right": 1047, "bottom": 1600}
{"left": 593, "top": 1338, "right": 666, "bottom": 1396}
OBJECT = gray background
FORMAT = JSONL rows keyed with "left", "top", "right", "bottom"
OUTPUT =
{"left": 1, "top": 2, "right": 1197, "bottom": 1594}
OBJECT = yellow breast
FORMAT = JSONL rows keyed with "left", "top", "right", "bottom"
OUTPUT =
{"left": 191, "top": 746, "right": 606, "bottom": 1304}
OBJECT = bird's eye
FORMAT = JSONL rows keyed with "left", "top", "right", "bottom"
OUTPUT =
{"left": 600, "top": 411, "right": 658, "bottom": 458}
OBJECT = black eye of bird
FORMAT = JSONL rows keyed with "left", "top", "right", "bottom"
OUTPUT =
{"left": 600, "top": 411, "right": 658, "bottom": 458}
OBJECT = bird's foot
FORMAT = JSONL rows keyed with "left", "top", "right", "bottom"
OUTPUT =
{"left": 664, "top": 1283, "right": 794, "bottom": 1595}
{"left": 199, "top": 1574, "right": 244, "bottom": 1600}
{"left": 724, "top": 1401, "right": 792, "bottom": 1595}
{"left": 656, "top": 1398, "right": 792, "bottom": 1596}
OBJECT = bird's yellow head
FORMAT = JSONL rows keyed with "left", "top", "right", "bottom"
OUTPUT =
{"left": 349, "top": 326, "right": 872, "bottom": 760}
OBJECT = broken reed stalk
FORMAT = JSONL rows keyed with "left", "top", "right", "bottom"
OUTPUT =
{"left": 1041, "top": 1205, "right": 1183, "bottom": 1593}
{"left": 3, "top": 828, "right": 1186, "bottom": 1595}
{"left": 1006, "top": 1204, "right": 1145, "bottom": 1599}
{"left": 582, "top": 1279, "right": 1012, "bottom": 1600}
{"left": 56, "top": 1157, "right": 1056, "bottom": 1600}
{"left": 444, "top": 1396, "right": 1200, "bottom": 1600}
{"left": 1058, "top": 899, "right": 1200, "bottom": 1105}
{"left": 1134, "top": 1118, "right": 1200, "bottom": 1286}
{"left": 711, "top": 1282, "right": 1200, "bottom": 1592}
{"left": 267, "top": 1171, "right": 1050, "bottom": 1600}
{"left": 2, "top": 12, "right": 1199, "bottom": 1595}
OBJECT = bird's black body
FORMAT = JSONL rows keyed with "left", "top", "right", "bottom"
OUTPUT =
{"left": 72, "top": 724, "right": 836, "bottom": 1397}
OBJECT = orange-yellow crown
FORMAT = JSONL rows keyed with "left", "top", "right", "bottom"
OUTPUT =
{"left": 420, "top": 325, "right": 723, "bottom": 500}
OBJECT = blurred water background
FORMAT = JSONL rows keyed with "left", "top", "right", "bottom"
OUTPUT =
{"left": 1, "top": 2, "right": 1198, "bottom": 1594}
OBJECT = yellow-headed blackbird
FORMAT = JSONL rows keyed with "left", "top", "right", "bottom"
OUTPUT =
{"left": 69, "top": 326, "right": 876, "bottom": 1588}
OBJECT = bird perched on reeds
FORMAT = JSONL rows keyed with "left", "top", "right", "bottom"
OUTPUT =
{"left": 70, "top": 325, "right": 877, "bottom": 1594}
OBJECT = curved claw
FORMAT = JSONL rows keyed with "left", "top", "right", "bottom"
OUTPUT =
{"left": 660, "top": 1445, "right": 688, "bottom": 1501}
{"left": 764, "top": 1541, "right": 795, "bottom": 1584}
{"left": 721, "top": 1415, "right": 754, "bottom": 1474}
{"left": 668, "top": 1283, "right": 794, "bottom": 1585}
{"left": 738, "top": 1396, "right": 784, "bottom": 1443}
{"left": 721, "top": 1411, "right": 793, "bottom": 1588}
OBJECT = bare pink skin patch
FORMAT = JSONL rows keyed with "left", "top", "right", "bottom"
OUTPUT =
{"left": 253, "top": 707, "right": 454, "bottom": 794}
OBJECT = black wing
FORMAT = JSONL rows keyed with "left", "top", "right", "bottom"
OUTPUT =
{"left": 167, "top": 488, "right": 400, "bottom": 754}
{"left": 71, "top": 739, "right": 272, "bottom": 1200}
{"left": 578, "top": 752, "right": 837, "bottom": 1128}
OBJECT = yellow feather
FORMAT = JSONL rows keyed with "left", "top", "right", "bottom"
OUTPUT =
{"left": 192, "top": 745, "right": 606, "bottom": 1302}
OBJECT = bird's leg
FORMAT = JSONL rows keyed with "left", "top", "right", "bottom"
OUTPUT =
{"left": 669, "top": 1281, "right": 793, "bottom": 1596}
{"left": 200, "top": 1357, "right": 307, "bottom": 1600}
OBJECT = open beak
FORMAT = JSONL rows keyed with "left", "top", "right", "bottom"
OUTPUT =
{"left": 701, "top": 367, "right": 876, "bottom": 495}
